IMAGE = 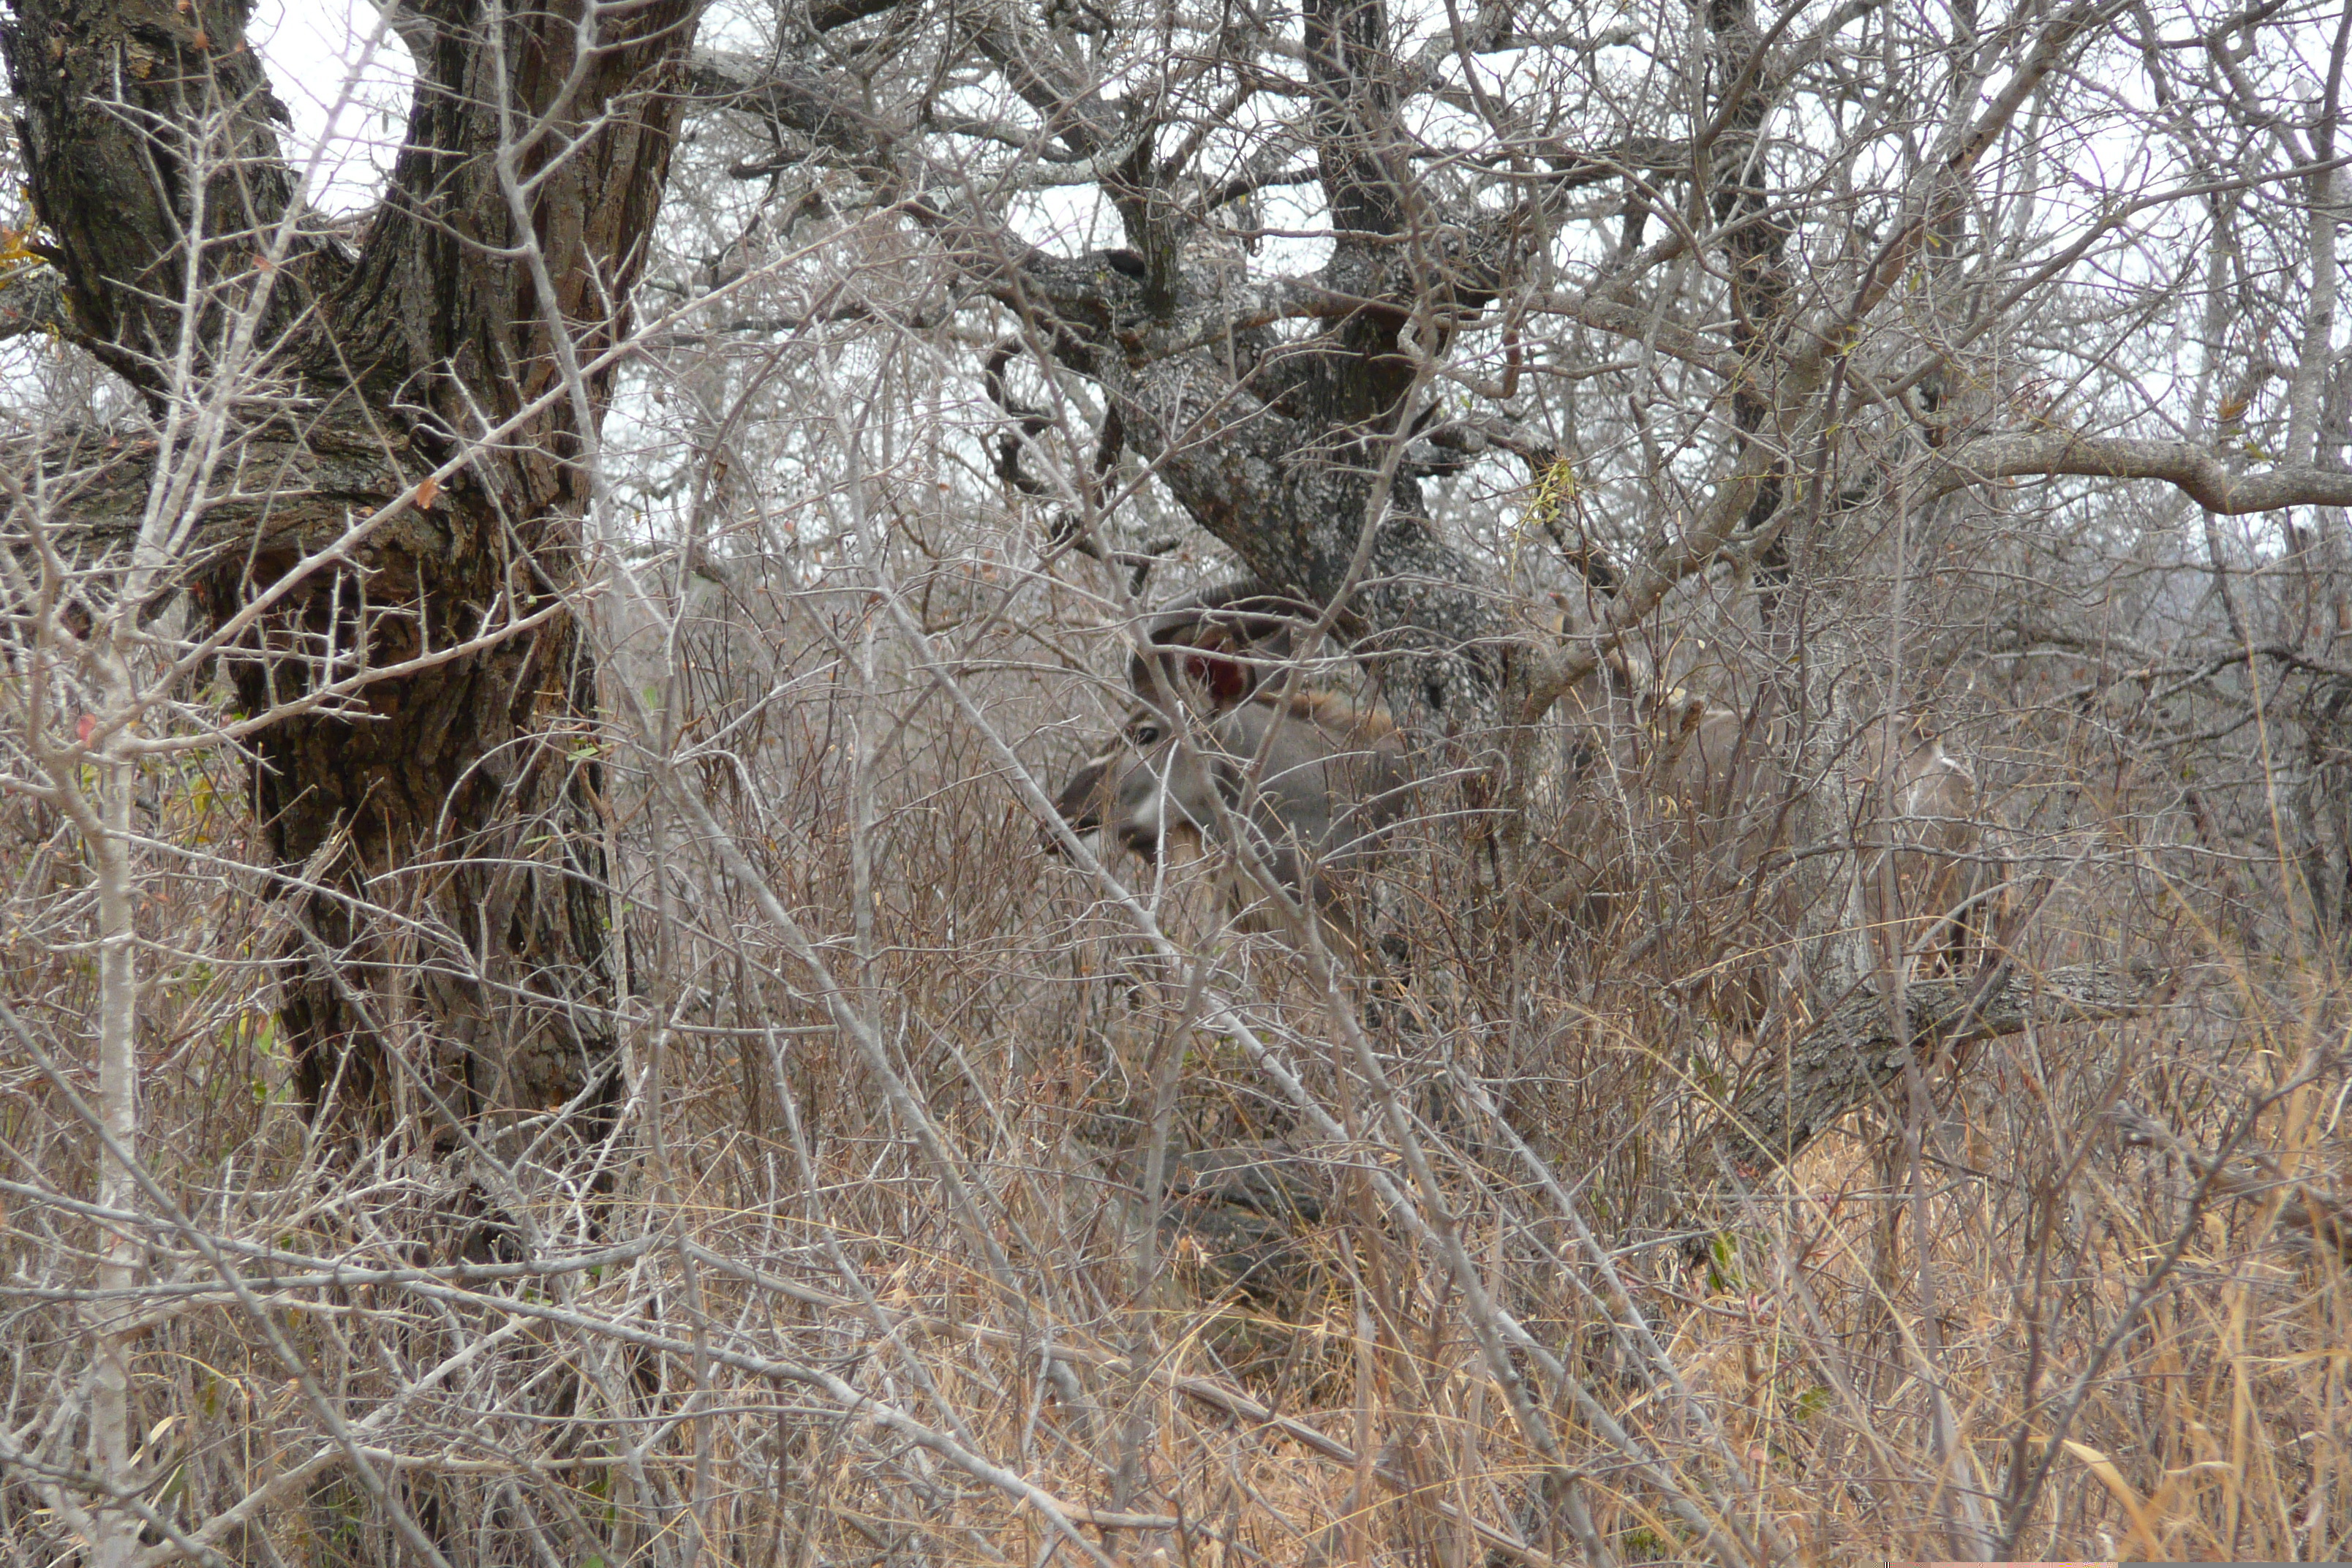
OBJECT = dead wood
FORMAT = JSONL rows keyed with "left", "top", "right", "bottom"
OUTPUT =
{"left": 1694, "top": 960, "right": 2175, "bottom": 1184}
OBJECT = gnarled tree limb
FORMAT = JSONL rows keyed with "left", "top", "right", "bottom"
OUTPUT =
{"left": 1931, "top": 432, "right": 2352, "bottom": 515}
{"left": 1696, "top": 961, "right": 2174, "bottom": 1180}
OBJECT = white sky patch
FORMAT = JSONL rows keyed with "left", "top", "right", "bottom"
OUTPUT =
{"left": 249, "top": 0, "right": 415, "bottom": 216}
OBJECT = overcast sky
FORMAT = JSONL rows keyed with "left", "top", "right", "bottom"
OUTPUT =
{"left": 249, "top": 0, "right": 415, "bottom": 215}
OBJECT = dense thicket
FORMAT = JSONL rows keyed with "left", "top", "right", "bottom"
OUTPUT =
{"left": 0, "top": 0, "right": 2347, "bottom": 1561}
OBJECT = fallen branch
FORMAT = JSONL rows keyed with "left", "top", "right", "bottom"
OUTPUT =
{"left": 1697, "top": 961, "right": 2173, "bottom": 1180}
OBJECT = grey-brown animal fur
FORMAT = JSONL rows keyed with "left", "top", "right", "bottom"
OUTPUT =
{"left": 1052, "top": 687, "right": 1411, "bottom": 940}
{"left": 1853, "top": 716, "right": 2011, "bottom": 981}
{"left": 1050, "top": 590, "right": 1411, "bottom": 943}
{"left": 1537, "top": 600, "right": 2008, "bottom": 1000}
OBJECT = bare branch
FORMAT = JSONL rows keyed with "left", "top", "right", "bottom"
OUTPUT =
{"left": 1931, "top": 431, "right": 2352, "bottom": 513}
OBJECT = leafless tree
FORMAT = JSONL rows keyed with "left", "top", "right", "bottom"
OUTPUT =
{"left": 1, "top": 0, "right": 2349, "bottom": 1561}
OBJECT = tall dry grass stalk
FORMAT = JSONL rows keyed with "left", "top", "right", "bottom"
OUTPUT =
{"left": 2, "top": 494, "right": 2343, "bottom": 1564}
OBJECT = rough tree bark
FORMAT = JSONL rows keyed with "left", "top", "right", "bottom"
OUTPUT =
{"left": 1703, "top": 0, "right": 1799, "bottom": 612}
{"left": 1695, "top": 960, "right": 2171, "bottom": 1181}
{"left": 1047, "top": 0, "right": 1523, "bottom": 726}
{"left": 702, "top": 0, "right": 1539, "bottom": 728}
{"left": 1, "top": 0, "right": 698, "bottom": 1142}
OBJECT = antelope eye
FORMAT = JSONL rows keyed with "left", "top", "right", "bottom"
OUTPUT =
{"left": 1131, "top": 724, "right": 1162, "bottom": 746}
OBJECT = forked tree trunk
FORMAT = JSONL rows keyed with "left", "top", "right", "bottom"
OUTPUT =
{"left": 3, "top": 0, "right": 698, "bottom": 1144}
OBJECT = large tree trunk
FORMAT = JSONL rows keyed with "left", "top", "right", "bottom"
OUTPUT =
{"left": 1704, "top": 0, "right": 1798, "bottom": 610}
{"left": 3, "top": 0, "right": 698, "bottom": 1145}
{"left": 971, "top": 0, "right": 1526, "bottom": 728}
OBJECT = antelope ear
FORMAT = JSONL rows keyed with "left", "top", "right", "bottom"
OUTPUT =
{"left": 1602, "top": 646, "right": 1637, "bottom": 696}
{"left": 1184, "top": 649, "right": 1254, "bottom": 704}
{"left": 1052, "top": 757, "right": 1111, "bottom": 829}
{"left": 1128, "top": 581, "right": 1311, "bottom": 706}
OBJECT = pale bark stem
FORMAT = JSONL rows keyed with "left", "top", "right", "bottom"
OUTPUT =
{"left": 88, "top": 682, "right": 141, "bottom": 1568}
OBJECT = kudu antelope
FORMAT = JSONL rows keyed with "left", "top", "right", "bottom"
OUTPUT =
{"left": 1853, "top": 716, "right": 2009, "bottom": 980}
{"left": 1047, "top": 588, "right": 1412, "bottom": 946}
{"left": 1540, "top": 590, "right": 2008, "bottom": 998}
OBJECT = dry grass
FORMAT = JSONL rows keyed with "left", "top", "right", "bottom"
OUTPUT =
{"left": 1, "top": 568, "right": 2346, "bottom": 1568}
